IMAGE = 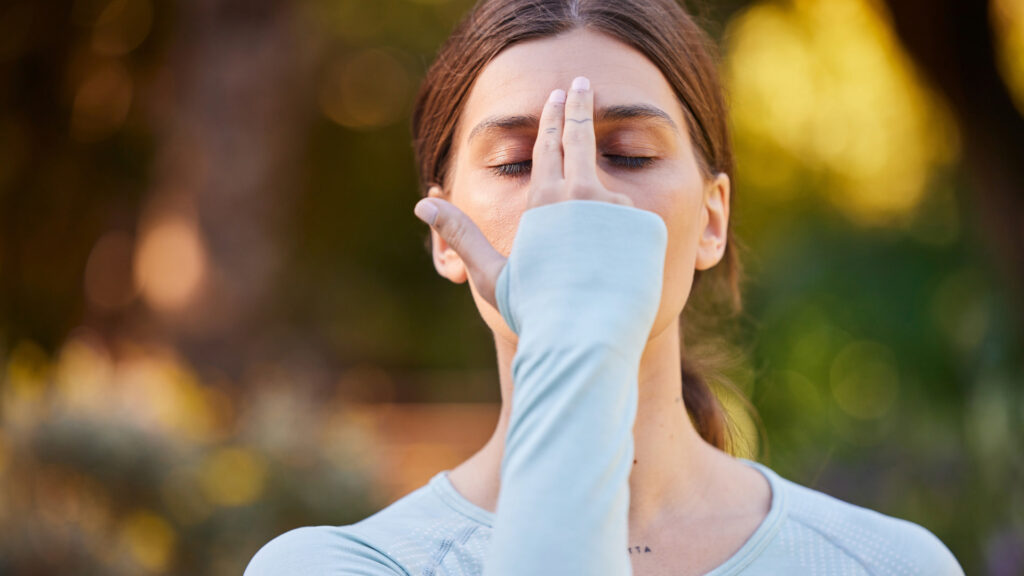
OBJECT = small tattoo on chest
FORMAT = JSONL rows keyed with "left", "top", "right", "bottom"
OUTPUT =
{"left": 627, "top": 545, "right": 653, "bottom": 554}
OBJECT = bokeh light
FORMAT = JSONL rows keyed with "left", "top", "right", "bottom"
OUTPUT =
{"left": 198, "top": 447, "right": 267, "bottom": 507}
{"left": 829, "top": 340, "right": 900, "bottom": 420}
{"left": 84, "top": 230, "right": 137, "bottom": 312}
{"left": 133, "top": 214, "right": 207, "bottom": 312}
{"left": 318, "top": 48, "right": 412, "bottom": 130}
{"left": 725, "top": 0, "right": 959, "bottom": 225}
{"left": 991, "top": 0, "right": 1024, "bottom": 115}
{"left": 116, "top": 510, "right": 176, "bottom": 573}
{"left": 91, "top": 0, "right": 154, "bottom": 57}
{"left": 70, "top": 58, "right": 133, "bottom": 142}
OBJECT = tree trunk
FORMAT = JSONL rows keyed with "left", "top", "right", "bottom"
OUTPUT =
{"left": 137, "top": 0, "right": 317, "bottom": 378}
{"left": 880, "top": 0, "right": 1024, "bottom": 335}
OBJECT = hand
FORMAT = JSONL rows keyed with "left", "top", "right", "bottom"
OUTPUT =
{"left": 413, "top": 76, "right": 633, "bottom": 309}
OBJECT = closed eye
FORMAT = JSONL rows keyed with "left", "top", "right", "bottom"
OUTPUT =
{"left": 491, "top": 160, "right": 532, "bottom": 178}
{"left": 605, "top": 155, "right": 654, "bottom": 169}
{"left": 489, "top": 155, "right": 654, "bottom": 179}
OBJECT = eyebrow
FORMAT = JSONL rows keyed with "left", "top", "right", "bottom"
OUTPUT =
{"left": 466, "top": 104, "right": 679, "bottom": 143}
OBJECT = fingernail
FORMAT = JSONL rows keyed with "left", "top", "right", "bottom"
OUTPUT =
{"left": 414, "top": 199, "right": 438, "bottom": 225}
{"left": 549, "top": 89, "right": 566, "bottom": 104}
{"left": 571, "top": 76, "right": 589, "bottom": 91}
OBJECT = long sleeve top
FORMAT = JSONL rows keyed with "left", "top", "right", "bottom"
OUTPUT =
{"left": 244, "top": 200, "right": 964, "bottom": 576}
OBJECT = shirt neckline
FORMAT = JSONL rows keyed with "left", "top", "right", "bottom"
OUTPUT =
{"left": 704, "top": 458, "right": 788, "bottom": 575}
{"left": 429, "top": 469, "right": 497, "bottom": 527}
{"left": 427, "top": 457, "right": 788, "bottom": 573}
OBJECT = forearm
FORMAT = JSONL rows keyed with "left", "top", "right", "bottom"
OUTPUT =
{"left": 484, "top": 200, "right": 667, "bottom": 576}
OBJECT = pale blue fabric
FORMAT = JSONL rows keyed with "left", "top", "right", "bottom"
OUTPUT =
{"left": 245, "top": 200, "right": 964, "bottom": 575}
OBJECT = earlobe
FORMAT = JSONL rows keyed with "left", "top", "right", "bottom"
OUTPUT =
{"left": 695, "top": 172, "right": 730, "bottom": 271}
{"left": 431, "top": 228, "right": 469, "bottom": 284}
{"left": 427, "top": 184, "right": 468, "bottom": 284}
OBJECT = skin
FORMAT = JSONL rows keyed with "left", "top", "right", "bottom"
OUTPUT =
{"left": 412, "top": 29, "right": 771, "bottom": 576}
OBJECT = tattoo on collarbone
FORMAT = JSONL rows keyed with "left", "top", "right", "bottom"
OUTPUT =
{"left": 628, "top": 545, "right": 653, "bottom": 555}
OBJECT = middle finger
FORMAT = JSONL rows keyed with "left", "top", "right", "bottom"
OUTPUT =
{"left": 562, "top": 76, "right": 597, "bottom": 185}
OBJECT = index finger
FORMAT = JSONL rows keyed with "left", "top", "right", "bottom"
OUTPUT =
{"left": 531, "top": 88, "right": 567, "bottom": 188}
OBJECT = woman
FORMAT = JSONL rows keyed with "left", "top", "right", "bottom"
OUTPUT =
{"left": 246, "top": 0, "right": 964, "bottom": 574}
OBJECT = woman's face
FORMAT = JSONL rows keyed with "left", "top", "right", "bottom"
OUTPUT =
{"left": 429, "top": 28, "right": 730, "bottom": 344}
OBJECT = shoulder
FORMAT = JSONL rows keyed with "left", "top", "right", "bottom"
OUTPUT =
{"left": 767, "top": 466, "right": 964, "bottom": 575}
{"left": 245, "top": 473, "right": 491, "bottom": 576}
{"left": 244, "top": 525, "right": 408, "bottom": 576}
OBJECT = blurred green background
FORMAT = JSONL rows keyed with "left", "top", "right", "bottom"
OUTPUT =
{"left": 1, "top": 0, "right": 1022, "bottom": 574}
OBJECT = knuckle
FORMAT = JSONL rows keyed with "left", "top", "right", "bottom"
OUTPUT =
{"left": 532, "top": 182, "right": 561, "bottom": 199}
{"left": 528, "top": 191, "right": 551, "bottom": 208}
{"left": 563, "top": 128, "right": 591, "bottom": 145}
{"left": 568, "top": 178, "right": 599, "bottom": 197}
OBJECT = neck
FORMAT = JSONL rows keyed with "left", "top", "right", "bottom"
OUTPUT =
{"left": 453, "top": 316, "right": 721, "bottom": 534}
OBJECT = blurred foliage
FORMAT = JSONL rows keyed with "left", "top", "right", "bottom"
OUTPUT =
{"left": 1, "top": 0, "right": 1022, "bottom": 574}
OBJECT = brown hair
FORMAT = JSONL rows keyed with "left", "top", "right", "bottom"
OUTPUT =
{"left": 412, "top": 0, "right": 756, "bottom": 454}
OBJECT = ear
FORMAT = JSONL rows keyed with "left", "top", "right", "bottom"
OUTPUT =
{"left": 427, "top": 185, "right": 468, "bottom": 284}
{"left": 695, "top": 172, "right": 730, "bottom": 271}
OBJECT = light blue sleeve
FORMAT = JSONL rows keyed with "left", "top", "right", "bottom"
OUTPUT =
{"left": 484, "top": 200, "right": 668, "bottom": 576}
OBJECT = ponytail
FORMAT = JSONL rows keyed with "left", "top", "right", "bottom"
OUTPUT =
{"left": 679, "top": 233, "right": 765, "bottom": 459}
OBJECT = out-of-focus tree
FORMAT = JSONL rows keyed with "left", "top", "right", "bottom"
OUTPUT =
{"left": 131, "top": 0, "right": 317, "bottom": 379}
{"left": 699, "top": 0, "right": 1024, "bottom": 334}
{"left": 880, "top": 0, "right": 1024, "bottom": 328}
{"left": 712, "top": 0, "right": 1024, "bottom": 571}
{"left": 1, "top": 0, "right": 1022, "bottom": 574}
{"left": 0, "top": 0, "right": 157, "bottom": 352}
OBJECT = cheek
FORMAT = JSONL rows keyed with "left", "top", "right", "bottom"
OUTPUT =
{"left": 631, "top": 163, "right": 702, "bottom": 252}
{"left": 634, "top": 172, "right": 704, "bottom": 310}
{"left": 665, "top": 220, "right": 699, "bottom": 295}
{"left": 451, "top": 170, "right": 526, "bottom": 258}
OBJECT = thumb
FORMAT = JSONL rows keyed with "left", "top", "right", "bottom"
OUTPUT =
{"left": 414, "top": 197, "right": 507, "bottom": 309}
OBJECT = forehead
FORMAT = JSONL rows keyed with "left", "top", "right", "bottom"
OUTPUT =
{"left": 456, "top": 28, "right": 685, "bottom": 143}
